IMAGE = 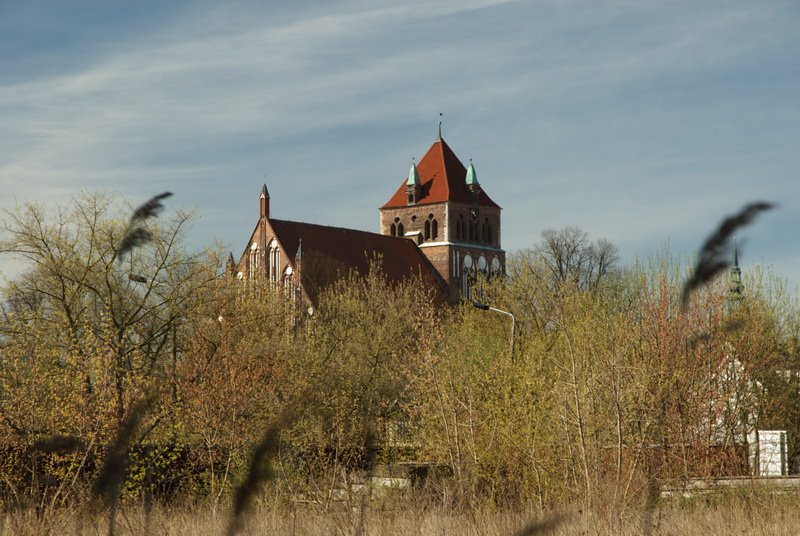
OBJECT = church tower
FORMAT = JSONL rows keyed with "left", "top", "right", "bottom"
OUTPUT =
{"left": 379, "top": 135, "right": 504, "bottom": 299}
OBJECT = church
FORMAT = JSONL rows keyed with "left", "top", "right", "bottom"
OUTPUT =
{"left": 230, "top": 133, "right": 505, "bottom": 305}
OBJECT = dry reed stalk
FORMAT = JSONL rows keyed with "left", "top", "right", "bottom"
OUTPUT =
{"left": 681, "top": 201, "right": 774, "bottom": 309}
{"left": 513, "top": 512, "right": 569, "bottom": 535}
{"left": 90, "top": 396, "right": 154, "bottom": 536}
{"left": 354, "top": 424, "right": 378, "bottom": 536}
{"left": 226, "top": 400, "right": 304, "bottom": 536}
{"left": 116, "top": 192, "right": 173, "bottom": 261}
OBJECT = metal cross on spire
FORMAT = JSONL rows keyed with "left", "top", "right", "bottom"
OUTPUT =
{"left": 438, "top": 113, "right": 443, "bottom": 140}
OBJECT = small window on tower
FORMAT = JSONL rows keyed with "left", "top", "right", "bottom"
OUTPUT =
{"left": 390, "top": 223, "right": 397, "bottom": 236}
{"left": 432, "top": 219, "right": 438, "bottom": 239}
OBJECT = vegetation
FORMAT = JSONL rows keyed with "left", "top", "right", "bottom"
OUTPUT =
{"left": 1, "top": 194, "right": 798, "bottom": 534}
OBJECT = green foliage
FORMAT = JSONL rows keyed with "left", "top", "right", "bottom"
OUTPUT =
{"left": 2, "top": 199, "right": 799, "bottom": 519}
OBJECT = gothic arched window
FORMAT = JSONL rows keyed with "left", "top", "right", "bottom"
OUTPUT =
{"left": 462, "top": 255, "right": 474, "bottom": 299}
{"left": 390, "top": 223, "right": 397, "bottom": 236}
{"left": 283, "top": 266, "right": 294, "bottom": 299}
{"left": 398, "top": 223, "right": 404, "bottom": 236}
{"left": 268, "top": 239, "right": 280, "bottom": 283}
{"left": 424, "top": 220, "right": 431, "bottom": 240}
{"left": 432, "top": 219, "right": 438, "bottom": 240}
{"left": 248, "top": 242, "right": 259, "bottom": 278}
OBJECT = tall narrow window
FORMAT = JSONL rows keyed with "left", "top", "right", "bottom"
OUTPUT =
{"left": 432, "top": 219, "right": 438, "bottom": 239}
{"left": 398, "top": 223, "right": 404, "bottom": 236}
{"left": 248, "top": 242, "right": 258, "bottom": 278}
{"left": 462, "top": 255, "right": 473, "bottom": 298}
{"left": 283, "top": 266, "right": 294, "bottom": 299}
{"left": 268, "top": 239, "right": 280, "bottom": 283}
{"left": 424, "top": 220, "right": 431, "bottom": 240}
{"left": 487, "top": 223, "right": 493, "bottom": 245}
{"left": 390, "top": 223, "right": 397, "bottom": 236}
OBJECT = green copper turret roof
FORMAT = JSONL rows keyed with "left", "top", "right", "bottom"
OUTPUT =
{"left": 406, "top": 160, "right": 420, "bottom": 187}
{"left": 465, "top": 159, "right": 478, "bottom": 186}
{"left": 727, "top": 238, "right": 744, "bottom": 310}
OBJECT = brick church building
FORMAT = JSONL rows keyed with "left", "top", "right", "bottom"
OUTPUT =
{"left": 230, "top": 133, "right": 505, "bottom": 304}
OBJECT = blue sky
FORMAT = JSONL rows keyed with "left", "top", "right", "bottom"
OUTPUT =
{"left": 1, "top": 0, "right": 799, "bottom": 294}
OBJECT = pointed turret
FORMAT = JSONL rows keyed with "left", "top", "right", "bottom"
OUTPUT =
{"left": 465, "top": 159, "right": 478, "bottom": 186}
{"left": 466, "top": 158, "right": 481, "bottom": 202}
{"left": 406, "top": 159, "right": 421, "bottom": 205}
{"left": 226, "top": 252, "right": 236, "bottom": 277}
{"left": 406, "top": 160, "right": 420, "bottom": 187}
{"left": 259, "top": 183, "right": 270, "bottom": 218}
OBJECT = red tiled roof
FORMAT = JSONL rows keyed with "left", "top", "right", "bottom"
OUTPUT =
{"left": 382, "top": 138, "right": 500, "bottom": 209}
{"left": 269, "top": 219, "right": 446, "bottom": 288}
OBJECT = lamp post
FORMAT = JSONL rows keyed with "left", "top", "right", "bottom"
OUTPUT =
{"left": 473, "top": 301, "right": 515, "bottom": 362}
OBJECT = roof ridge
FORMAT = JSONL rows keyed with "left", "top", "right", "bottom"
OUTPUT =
{"left": 271, "top": 218, "right": 411, "bottom": 240}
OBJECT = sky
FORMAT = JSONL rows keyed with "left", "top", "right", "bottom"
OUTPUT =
{"left": 1, "top": 0, "right": 799, "bottom": 295}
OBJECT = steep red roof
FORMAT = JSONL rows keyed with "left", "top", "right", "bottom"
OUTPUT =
{"left": 382, "top": 138, "right": 500, "bottom": 209}
{"left": 269, "top": 219, "right": 446, "bottom": 288}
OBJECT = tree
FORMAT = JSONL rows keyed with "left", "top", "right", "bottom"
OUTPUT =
{"left": 531, "top": 227, "right": 619, "bottom": 291}
{"left": 0, "top": 192, "right": 215, "bottom": 461}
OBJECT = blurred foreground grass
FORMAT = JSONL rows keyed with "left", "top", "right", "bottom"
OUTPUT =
{"left": 2, "top": 493, "right": 798, "bottom": 535}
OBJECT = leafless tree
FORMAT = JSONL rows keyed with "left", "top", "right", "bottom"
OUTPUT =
{"left": 533, "top": 227, "right": 619, "bottom": 291}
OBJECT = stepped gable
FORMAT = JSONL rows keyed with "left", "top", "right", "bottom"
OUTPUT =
{"left": 382, "top": 138, "right": 499, "bottom": 208}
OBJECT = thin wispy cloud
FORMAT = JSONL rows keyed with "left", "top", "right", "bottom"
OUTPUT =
{"left": 1, "top": 0, "right": 798, "bottom": 292}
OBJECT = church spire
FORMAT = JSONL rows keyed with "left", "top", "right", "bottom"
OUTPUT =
{"left": 728, "top": 237, "right": 744, "bottom": 310}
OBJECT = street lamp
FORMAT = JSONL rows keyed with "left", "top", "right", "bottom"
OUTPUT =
{"left": 473, "top": 301, "right": 515, "bottom": 362}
